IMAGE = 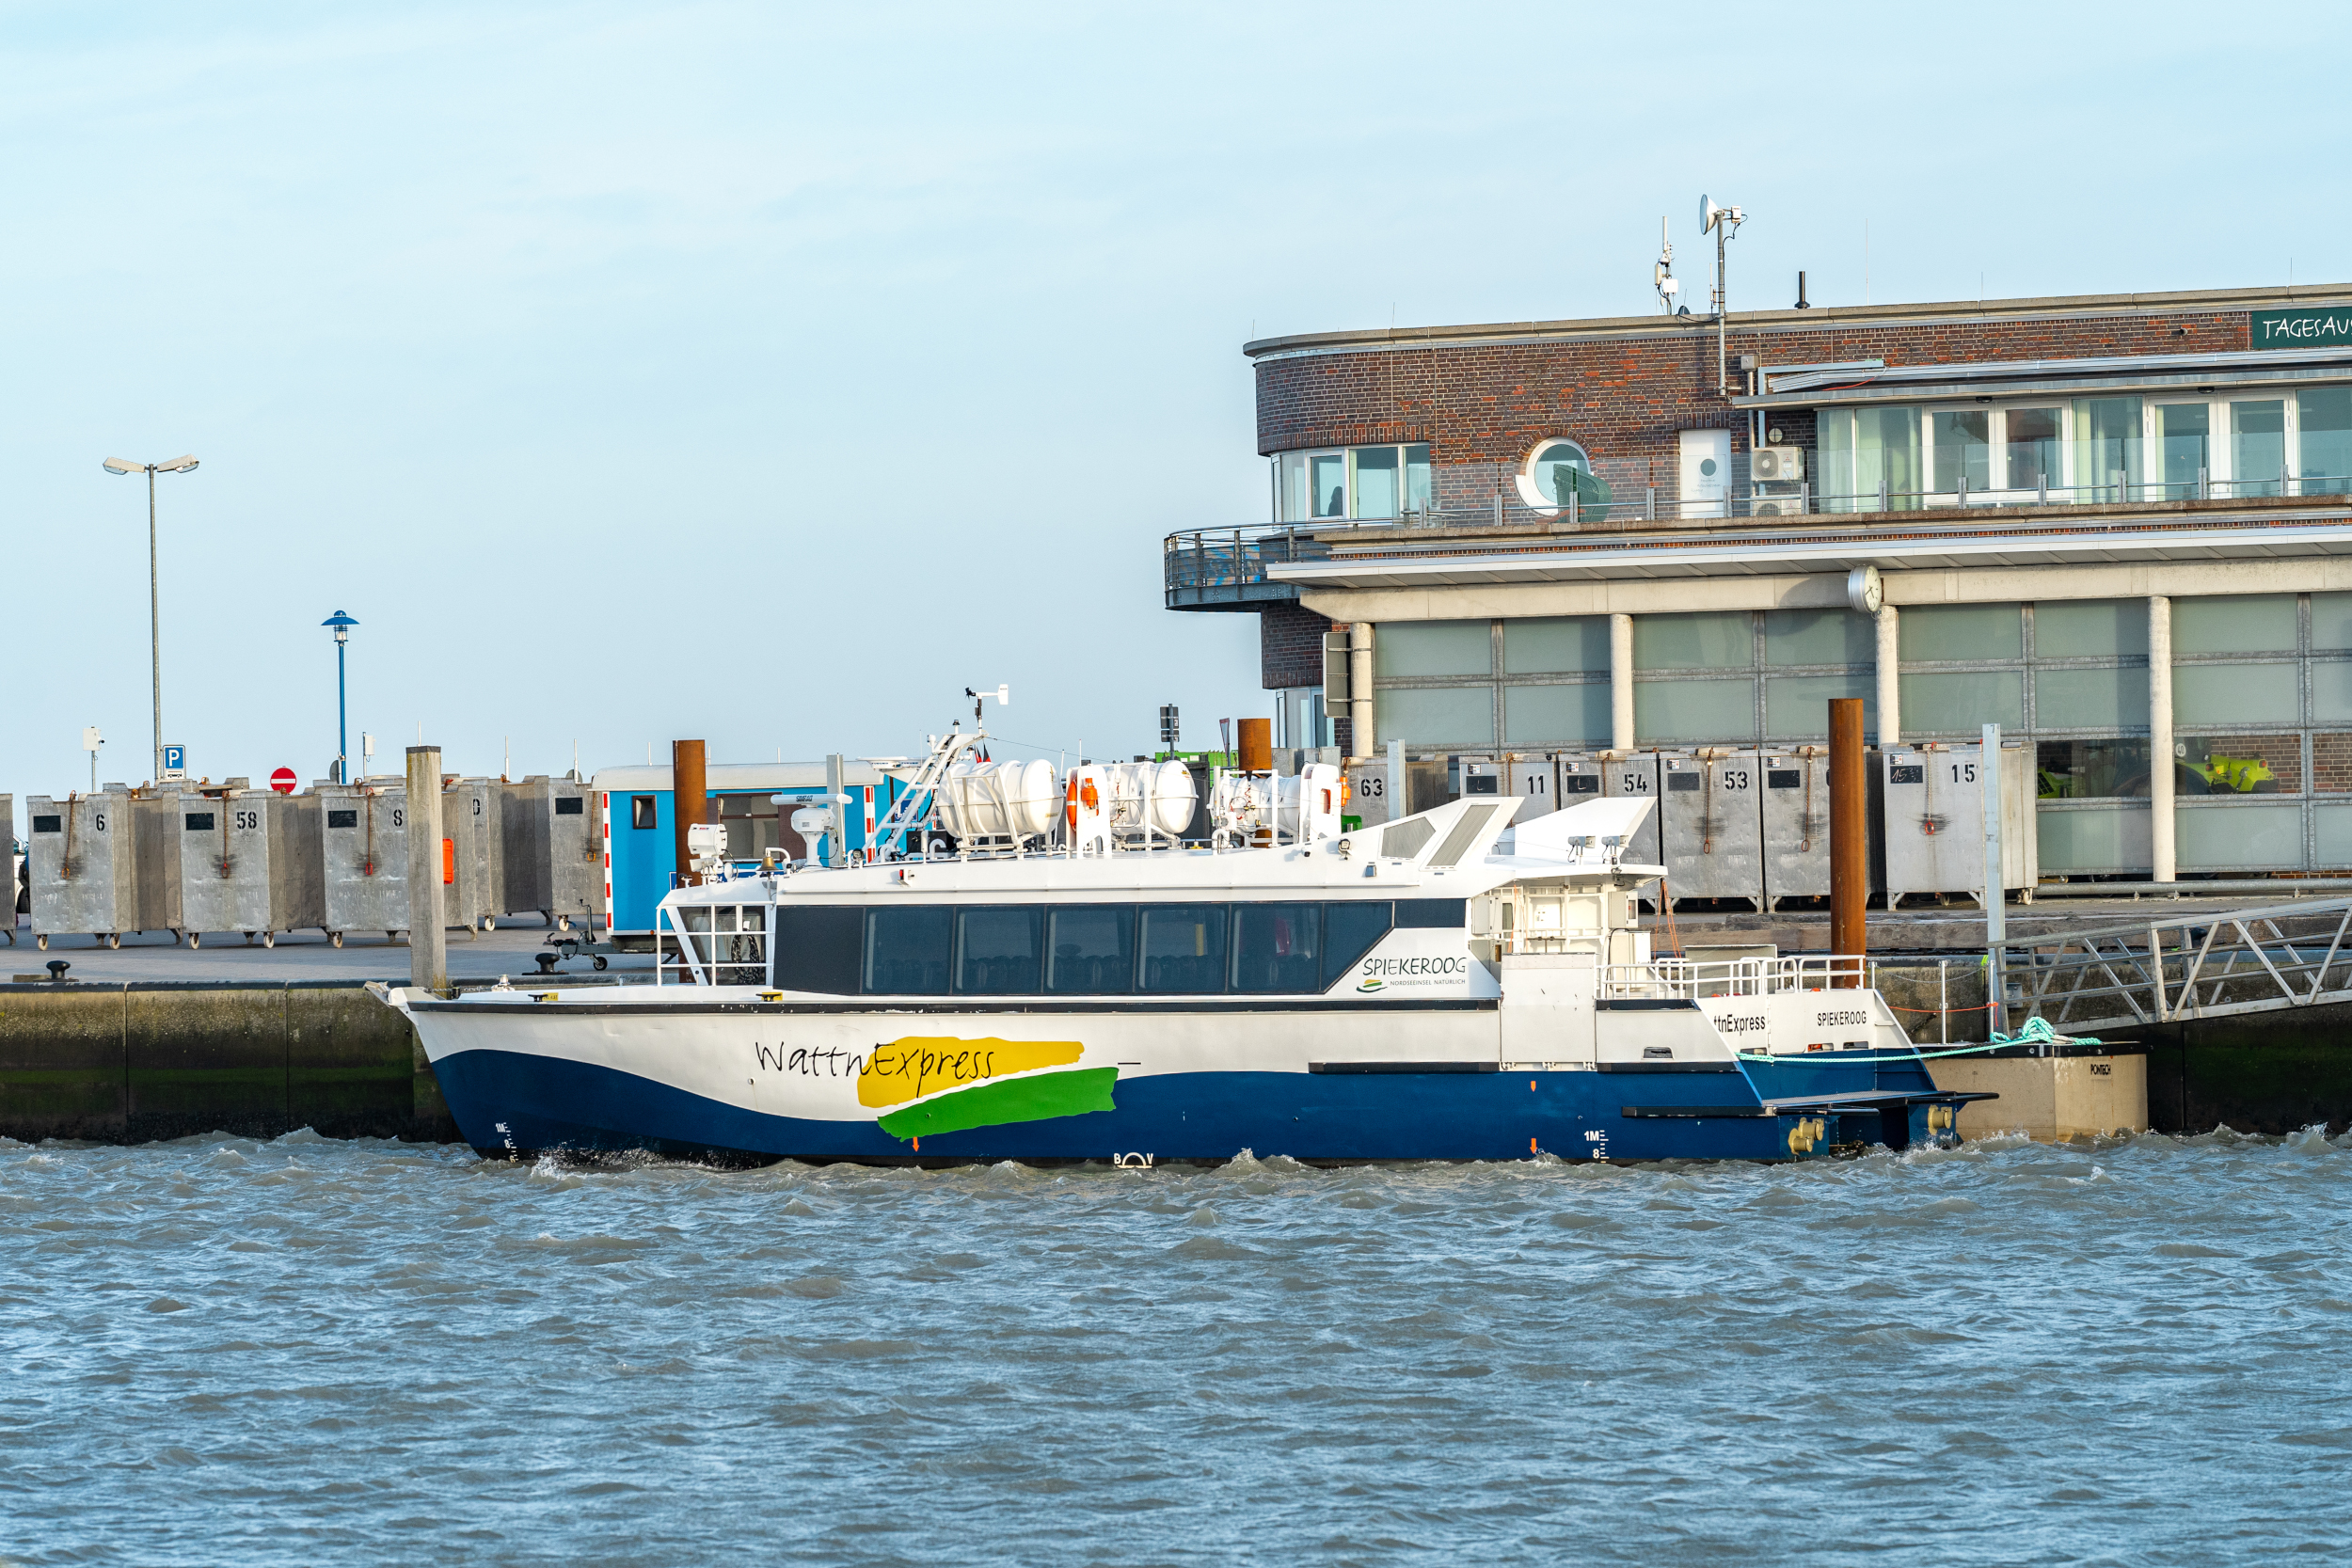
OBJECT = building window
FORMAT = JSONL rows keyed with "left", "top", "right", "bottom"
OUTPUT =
{"left": 1273, "top": 444, "right": 1431, "bottom": 523}
{"left": 1514, "top": 438, "right": 1612, "bottom": 517}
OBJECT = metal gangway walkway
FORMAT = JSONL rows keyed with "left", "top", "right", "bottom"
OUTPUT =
{"left": 2002, "top": 895, "right": 2352, "bottom": 1034}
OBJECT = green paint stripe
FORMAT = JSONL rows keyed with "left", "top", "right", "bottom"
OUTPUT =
{"left": 877, "top": 1068, "right": 1117, "bottom": 1141}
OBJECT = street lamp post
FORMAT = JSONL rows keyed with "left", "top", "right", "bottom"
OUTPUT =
{"left": 102, "top": 455, "right": 199, "bottom": 784}
{"left": 322, "top": 611, "right": 358, "bottom": 782}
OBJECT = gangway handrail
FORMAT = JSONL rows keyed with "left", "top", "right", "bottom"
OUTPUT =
{"left": 1998, "top": 895, "right": 2352, "bottom": 1032}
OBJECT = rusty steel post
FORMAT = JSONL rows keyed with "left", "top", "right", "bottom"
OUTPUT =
{"left": 672, "top": 738, "right": 708, "bottom": 888}
{"left": 1828, "top": 698, "right": 1867, "bottom": 987}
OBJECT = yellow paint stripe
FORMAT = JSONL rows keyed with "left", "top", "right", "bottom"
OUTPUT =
{"left": 855, "top": 1036, "right": 1085, "bottom": 1109}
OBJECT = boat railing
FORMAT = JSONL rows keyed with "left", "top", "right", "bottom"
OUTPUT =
{"left": 1601, "top": 955, "right": 1866, "bottom": 999}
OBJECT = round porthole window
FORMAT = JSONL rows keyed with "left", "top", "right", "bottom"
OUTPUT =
{"left": 1700, "top": 457, "right": 1718, "bottom": 477}
{"left": 1515, "top": 438, "right": 1613, "bottom": 520}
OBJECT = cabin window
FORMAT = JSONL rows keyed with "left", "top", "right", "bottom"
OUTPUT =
{"left": 1322, "top": 901, "right": 1393, "bottom": 988}
{"left": 866, "top": 906, "right": 951, "bottom": 995}
{"left": 955, "top": 906, "right": 1042, "bottom": 995}
{"left": 1138, "top": 904, "right": 1227, "bottom": 993}
{"left": 631, "top": 795, "right": 658, "bottom": 830}
{"left": 1395, "top": 898, "right": 1467, "bottom": 927}
{"left": 1047, "top": 907, "right": 1135, "bottom": 995}
{"left": 1232, "top": 904, "right": 1322, "bottom": 993}
{"left": 772, "top": 906, "right": 861, "bottom": 993}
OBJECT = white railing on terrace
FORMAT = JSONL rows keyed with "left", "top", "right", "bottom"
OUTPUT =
{"left": 1601, "top": 955, "right": 1866, "bottom": 999}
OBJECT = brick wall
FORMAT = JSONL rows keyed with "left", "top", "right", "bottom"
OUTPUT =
{"left": 1262, "top": 600, "right": 1332, "bottom": 690}
{"left": 1253, "top": 306, "right": 2252, "bottom": 496}
{"left": 2312, "top": 734, "right": 2352, "bottom": 792}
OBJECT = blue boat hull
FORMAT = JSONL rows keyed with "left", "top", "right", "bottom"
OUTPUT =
{"left": 431, "top": 1047, "right": 1915, "bottom": 1165}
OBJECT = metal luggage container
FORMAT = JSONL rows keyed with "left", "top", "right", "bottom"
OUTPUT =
{"left": 1456, "top": 756, "right": 1504, "bottom": 807}
{"left": 318, "top": 784, "right": 408, "bottom": 945}
{"left": 267, "top": 793, "right": 326, "bottom": 940}
{"left": 177, "top": 790, "right": 272, "bottom": 944}
{"left": 501, "top": 776, "right": 600, "bottom": 929}
{"left": 26, "top": 790, "right": 139, "bottom": 949}
{"left": 1761, "top": 747, "right": 1832, "bottom": 905}
{"left": 0, "top": 794, "right": 15, "bottom": 945}
{"left": 1555, "top": 753, "right": 1603, "bottom": 812}
{"left": 130, "top": 796, "right": 185, "bottom": 940}
{"left": 1882, "top": 741, "right": 2037, "bottom": 904}
{"left": 443, "top": 778, "right": 505, "bottom": 931}
{"left": 1503, "top": 754, "right": 1558, "bottom": 823}
{"left": 1595, "top": 751, "right": 1661, "bottom": 869}
{"left": 1658, "top": 748, "right": 1764, "bottom": 907}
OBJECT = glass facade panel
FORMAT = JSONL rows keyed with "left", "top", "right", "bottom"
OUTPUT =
{"left": 2171, "top": 594, "right": 2296, "bottom": 654}
{"left": 2156, "top": 403, "right": 2210, "bottom": 497}
{"left": 2182, "top": 735, "right": 2300, "bottom": 794}
{"left": 2036, "top": 739, "right": 2153, "bottom": 798}
{"left": 1854, "top": 405, "right": 1921, "bottom": 508}
{"left": 1045, "top": 907, "right": 1134, "bottom": 995}
{"left": 2314, "top": 803, "right": 2352, "bottom": 869}
{"left": 1405, "top": 444, "right": 1433, "bottom": 515}
{"left": 2174, "top": 661, "right": 2298, "bottom": 725}
{"left": 1311, "top": 452, "right": 1347, "bottom": 517}
{"left": 2300, "top": 390, "right": 2352, "bottom": 495}
{"left": 1762, "top": 608, "right": 1871, "bottom": 666}
{"left": 1930, "top": 410, "right": 1991, "bottom": 493}
{"left": 1764, "top": 673, "right": 1871, "bottom": 738}
{"left": 1375, "top": 621, "right": 1491, "bottom": 677}
{"left": 2036, "top": 599, "right": 2148, "bottom": 657}
{"left": 2005, "top": 407, "right": 2062, "bottom": 491}
{"left": 2312, "top": 660, "right": 2352, "bottom": 721}
{"left": 1899, "top": 603, "right": 2022, "bottom": 661}
{"left": 1818, "top": 408, "right": 1854, "bottom": 506}
{"left": 1634, "top": 610, "right": 1752, "bottom": 669}
{"left": 1353, "top": 446, "right": 1399, "bottom": 519}
{"left": 1376, "top": 688, "right": 1495, "bottom": 747}
{"left": 2178, "top": 803, "right": 2302, "bottom": 871}
{"left": 1232, "top": 904, "right": 1322, "bottom": 994}
{"left": 1503, "top": 684, "right": 1608, "bottom": 746}
{"left": 1530, "top": 440, "right": 1588, "bottom": 504}
{"left": 1633, "top": 678, "right": 1754, "bottom": 743}
{"left": 1139, "top": 904, "right": 1227, "bottom": 994}
{"left": 2035, "top": 666, "right": 2151, "bottom": 729}
{"left": 1899, "top": 670, "right": 2025, "bottom": 734}
{"left": 2037, "top": 805, "right": 2152, "bottom": 873}
{"left": 1502, "top": 616, "right": 1609, "bottom": 674}
{"left": 2231, "top": 400, "right": 2286, "bottom": 497}
{"left": 2072, "top": 397, "right": 2142, "bottom": 498}
{"left": 2314, "top": 594, "right": 2352, "bottom": 652}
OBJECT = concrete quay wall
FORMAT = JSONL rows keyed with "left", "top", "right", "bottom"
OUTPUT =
{"left": 0, "top": 982, "right": 455, "bottom": 1145}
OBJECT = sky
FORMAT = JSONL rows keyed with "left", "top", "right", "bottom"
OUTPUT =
{"left": 5, "top": 0, "right": 2352, "bottom": 800}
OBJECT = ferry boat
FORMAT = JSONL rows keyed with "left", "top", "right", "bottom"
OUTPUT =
{"left": 396, "top": 725, "right": 1989, "bottom": 1165}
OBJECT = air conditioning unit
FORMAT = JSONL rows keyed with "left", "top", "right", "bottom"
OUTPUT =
{"left": 1752, "top": 498, "right": 1803, "bottom": 516}
{"left": 1752, "top": 446, "right": 1804, "bottom": 482}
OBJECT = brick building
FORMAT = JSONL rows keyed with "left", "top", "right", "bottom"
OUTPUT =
{"left": 1167, "top": 282, "right": 2352, "bottom": 880}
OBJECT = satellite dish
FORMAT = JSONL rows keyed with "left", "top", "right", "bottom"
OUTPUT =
{"left": 1699, "top": 194, "right": 1715, "bottom": 231}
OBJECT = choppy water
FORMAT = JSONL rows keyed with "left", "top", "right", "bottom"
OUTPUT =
{"left": 6, "top": 1132, "right": 2352, "bottom": 1566}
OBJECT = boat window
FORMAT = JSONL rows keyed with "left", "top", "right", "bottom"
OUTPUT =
{"left": 1232, "top": 904, "right": 1322, "bottom": 993}
{"left": 866, "top": 906, "right": 951, "bottom": 995}
{"left": 1322, "top": 901, "right": 1393, "bottom": 989}
{"left": 1046, "top": 906, "right": 1135, "bottom": 995}
{"left": 955, "top": 906, "right": 1042, "bottom": 994}
{"left": 772, "top": 905, "right": 861, "bottom": 993}
{"left": 1396, "top": 898, "right": 1466, "bottom": 927}
{"left": 1139, "top": 904, "right": 1228, "bottom": 993}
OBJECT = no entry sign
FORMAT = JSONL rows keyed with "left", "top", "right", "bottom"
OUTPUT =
{"left": 270, "top": 767, "right": 297, "bottom": 795}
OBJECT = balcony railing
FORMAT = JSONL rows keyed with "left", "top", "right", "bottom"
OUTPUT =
{"left": 1165, "top": 474, "right": 2352, "bottom": 604}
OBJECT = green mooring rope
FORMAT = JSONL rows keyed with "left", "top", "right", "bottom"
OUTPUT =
{"left": 1736, "top": 1014, "right": 2101, "bottom": 1066}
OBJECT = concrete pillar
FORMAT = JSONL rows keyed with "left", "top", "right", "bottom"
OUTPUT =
{"left": 2150, "top": 594, "right": 2175, "bottom": 882}
{"left": 1609, "top": 612, "right": 1634, "bottom": 750}
{"left": 1347, "top": 622, "right": 1374, "bottom": 761}
{"left": 405, "top": 746, "right": 446, "bottom": 994}
{"left": 1875, "top": 603, "right": 1901, "bottom": 746}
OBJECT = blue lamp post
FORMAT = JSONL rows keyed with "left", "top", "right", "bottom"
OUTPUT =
{"left": 322, "top": 610, "right": 358, "bottom": 782}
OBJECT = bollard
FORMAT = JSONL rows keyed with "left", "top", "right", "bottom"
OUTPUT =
{"left": 405, "top": 746, "right": 447, "bottom": 993}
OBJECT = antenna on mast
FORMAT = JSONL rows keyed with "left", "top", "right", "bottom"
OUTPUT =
{"left": 1653, "top": 217, "right": 1678, "bottom": 314}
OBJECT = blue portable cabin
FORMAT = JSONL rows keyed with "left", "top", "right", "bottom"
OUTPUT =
{"left": 593, "top": 760, "right": 914, "bottom": 941}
